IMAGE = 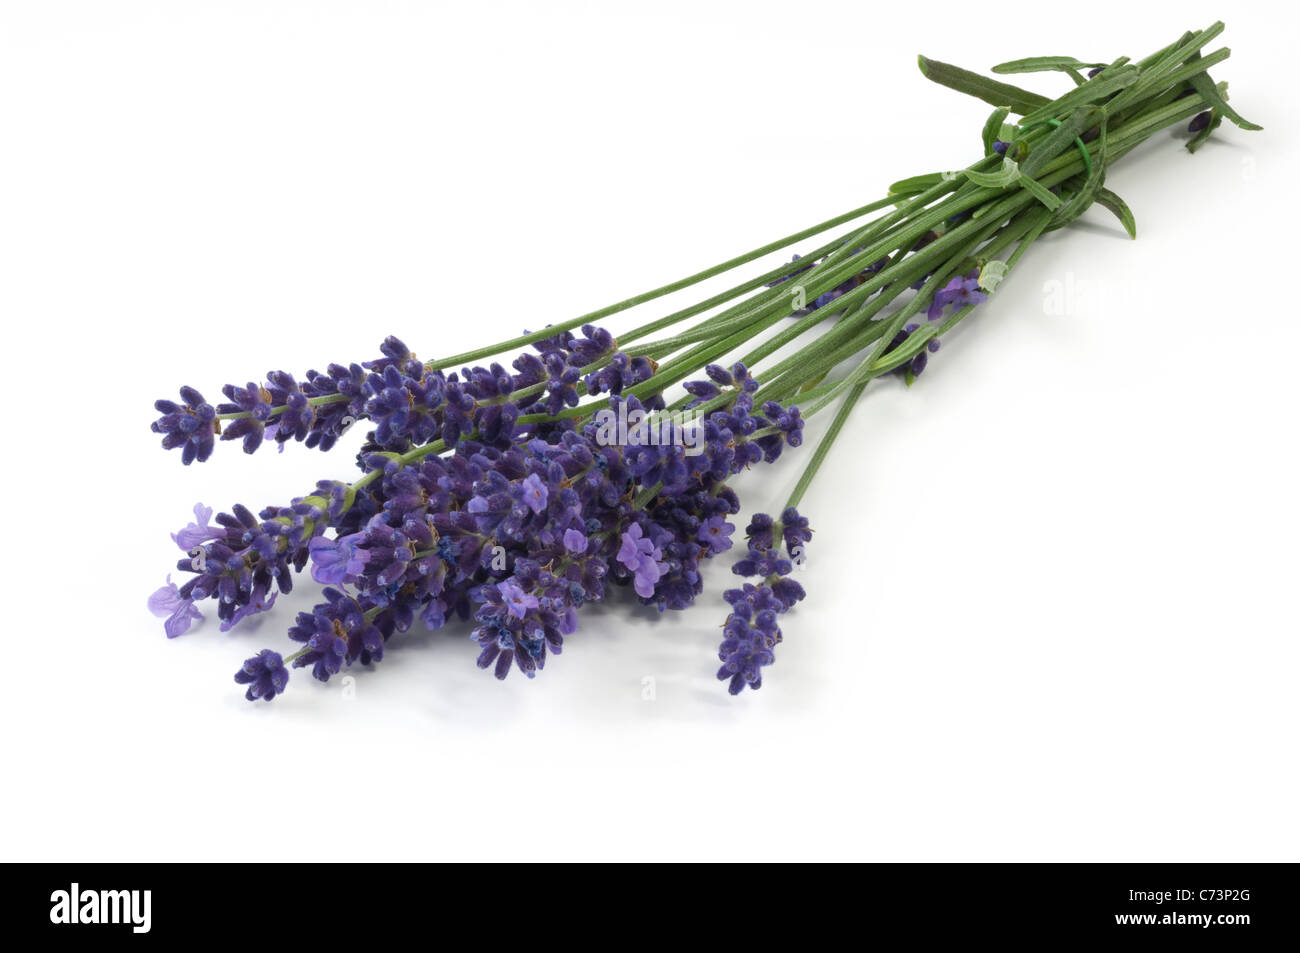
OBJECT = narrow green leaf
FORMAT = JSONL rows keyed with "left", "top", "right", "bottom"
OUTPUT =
{"left": 1019, "top": 173, "right": 1064, "bottom": 210}
{"left": 992, "top": 56, "right": 1106, "bottom": 75}
{"left": 1019, "top": 66, "right": 1139, "bottom": 126}
{"left": 888, "top": 171, "right": 953, "bottom": 196}
{"left": 982, "top": 106, "right": 1009, "bottom": 154}
{"left": 1138, "top": 47, "right": 1232, "bottom": 102}
{"left": 1095, "top": 188, "right": 1137, "bottom": 238}
{"left": 1186, "top": 53, "right": 1262, "bottom": 130}
{"left": 964, "top": 157, "right": 1021, "bottom": 189}
{"left": 1107, "top": 24, "right": 1226, "bottom": 113}
{"left": 962, "top": 156, "right": 1060, "bottom": 209}
{"left": 1019, "top": 107, "right": 1099, "bottom": 179}
{"left": 917, "top": 55, "right": 1051, "bottom": 114}
{"left": 1152, "top": 23, "right": 1225, "bottom": 78}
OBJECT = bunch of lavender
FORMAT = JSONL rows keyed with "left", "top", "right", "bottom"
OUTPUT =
{"left": 150, "top": 22, "right": 1258, "bottom": 701}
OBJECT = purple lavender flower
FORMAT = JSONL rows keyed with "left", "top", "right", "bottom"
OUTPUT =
{"left": 928, "top": 271, "right": 987, "bottom": 320}
{"left": 266, "top": 371, "right": 315, "bottom": 444}
{"left": 520, "top": 472, "right": 549, "bottom": 515}
{"left": 584, "top": 352, "right": 656, "bottom": 397}
{"left": 683, "top": 379, "right": 722, "bottom": 403}
{"left": 617, "top": 522, "right": 654, "bottom": 568}
{"left": 716, "top": 508, "right": 812, "bottom": 693}
{"left": 717, "top": 584, "right": 784, "bottom": 694}
{"left": 762, "top": 401, "right": 805, "bottom": 448}
{"left": 770, "top": 574, "right": 806, "bottom": 611}
{"left": 287, "top": 587, "right": 384, "bottom": 682}
{"left": 499, "top": 580, "right": 540, "bottom": 620}
{"left": 308, "top": 532, "right": 371, "bottom": 585}
{"left": 234, "top": 649, "right": 288, "bottom": 702}
{"left": 171, "top": 503, "right": 223, "bottom": 551}
{"left": 218, "top": 382, "right": 275, "bottom": 454}
{"left": 154, "top": 333, "right": 809, "bottom": 699}
{"left": 705, "top": 364, "right": 735, "bottom": 387}
{"left": 732, "top": 544, "right": 792, "bottom": 578}
{"left": 632, "top": 559, "right": 664, "bottom": 600}
{"left": 542, "top": 353, "right": 582, "bottom": 416}
{"left": 469, "top": 560, "right": 573, "bottom": 679}
{"left": 889, "top": 323, "right": 943, "bottom": 380}
{"left": 617, "top": 523, "right": 666, "bottom": 598}
{"left": 218, "top": 582, "right": 278, "bottom": 633}
{"left": 780, "top": 506, "right": 812, "bottom": 553}
{"left": 697, "top": 515, "right": 735, "bottom": 555}
{"left": 151, "top": 386, "right": 218, "bottom": 465}
{"left": 148, "top": 575, "right": 204, "bottom": 638}
{"left": 565, "top": 323, "right": 617, "bottom": 366}
{"left": 745, "top": 512, "right": 775, "bottom": 548}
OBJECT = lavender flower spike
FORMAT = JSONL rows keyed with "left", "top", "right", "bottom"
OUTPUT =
{"left": 234, "top": 649, "right": 289, "bottom": 702}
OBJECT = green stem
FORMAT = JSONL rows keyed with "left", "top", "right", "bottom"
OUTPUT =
{"left": 785, "top": 380, "right": 869, "bottom": 511}
{"left": 425, "top": 195, "right": 903, "bottom": 370}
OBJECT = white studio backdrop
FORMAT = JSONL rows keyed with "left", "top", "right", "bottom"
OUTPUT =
{"left": 1, "top": 1, "right": 1296, "bottom": 861}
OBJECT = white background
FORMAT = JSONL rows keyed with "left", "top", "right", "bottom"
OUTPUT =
{"left": 2, "top": 1, "right": 1296, "bottom": 861}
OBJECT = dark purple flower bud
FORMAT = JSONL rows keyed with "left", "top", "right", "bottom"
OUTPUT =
{"left": 152, "top": 386, "right": 218, "bottom": 464}
{"left": 779, "top": 507, "right": 812, "bottom": 552}
{"left": 234, "top": 649, "right": 289, "bottom": 702}
{"left": 703, "top": 365, "right": 733, "bottom": 390}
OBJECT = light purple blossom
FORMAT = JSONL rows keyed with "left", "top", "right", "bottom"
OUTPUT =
{"left": 264, "top": 421, "right": 286, "bottom": 452}
{"left": 617, "top": 522, "right": 655, "bottom": 568}
{"left": 421, "top": 599, "right": 447, "bottom": 630}
{"left": 631, "top": 560, "right": 664, "bottom": 598}
{"left": 309, "top": 532, "right": 370, "bottom": 585}
{"left": 697, "top": 515, "right": 735, "bottom": 555}
{"left": 148, "top": 575, "right": 204, "bottom": 638}
{"left": 520, "top": 472, "right": 549, "bottom": 514}
{"left": 617, "top": 523, "right": 666, "bottom": 598}
{"left": 563, "top": 528, "right": 588, "bottom": 553}
{"left": 928, "top": 272, "right": 987, "bottom": 320}
{"left": 171, "top": 502, "right": 223, "bottom": 551}
{"left": 499, "top": 580, "right": 540, "bottom": 620}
